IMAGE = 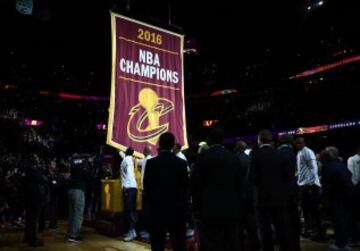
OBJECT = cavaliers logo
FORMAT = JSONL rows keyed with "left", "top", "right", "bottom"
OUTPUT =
{"left": 127, "top": 88, "right": 174, "bottom": 145}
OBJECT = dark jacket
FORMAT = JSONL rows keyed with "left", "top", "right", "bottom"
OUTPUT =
{"left": 236, "top": 151, "right": 253, "bottom": 201}
{"left": 322, "top": 159, "right": 353, "bottom": 203}
{"left": 47, "top": 170, "right": 60, "bottom": 196}
{"left": 192, "top": 145, "right": 244, "bottom": 220}
{"left": 68, "top": 154, "right": 90, "bottom": 191}
{"left": 24, "top": 166, "right": 49, "bottom": 205}
{"left": 236, "top": 152, "right": 250, "bottom": 175}
{"left": 278, "top": 144, "right": 298, "bottom": 202}
{"left": 144, "top": 151, "right": 189, "bottom": 225}
{"left": 250, "top": 145, "right": 293, "bottom": 208}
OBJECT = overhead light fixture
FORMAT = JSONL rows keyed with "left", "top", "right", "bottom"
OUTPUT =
{"left": 24, "top": 119, "right": 43, "bottom": 127}
{"left": 96, "top": 124, "right": 107, "bottom": 131}
{"left": 202, "top": 120, "right": 218, "bottom": 127}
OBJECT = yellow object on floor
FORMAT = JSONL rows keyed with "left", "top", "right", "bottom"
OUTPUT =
{"left": 101, "top": 161, "right": 143, "bottom": 213}
{"left": 102, "top": 180, "right": 123, "bottom": 213}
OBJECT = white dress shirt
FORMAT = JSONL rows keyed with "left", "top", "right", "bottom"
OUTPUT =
{"left": 245, "top": 149, "right": 252, "bottom": 156}
{"left": 347, "top": 154, "right": 360, "bottom": 185}
{"left": 119, "top": 151, "right": 125, "bottom": 159}
{"left": 120, "top": 155, "right": 137, "bottom": 189}
{"left": 176, "top": 151, "right": 190, "bottom": 173}
{"left": 139, "top": 155, "right": 153, "bottom": 189}
{"left": 297, "top": 146, "right": 321, "bottom": 187}
{"left": 176, "top": 151, "right": 187, "bottom": 162}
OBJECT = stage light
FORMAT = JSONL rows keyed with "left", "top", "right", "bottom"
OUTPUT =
{"left": 202, "top": 120, "right": 218, "bottom": 127}
{"left": 307, "top": 6, "right": 312, "bottom": 10}
{"left": 24, "top": 119, "right": 43, "bottom": 127}
{"left": 96, "top": 124, "right": 107, "bottom": 131}
{"left": 211, "top": 89, "right": 238, "bottom": 96}
{"left": 290, "top": 55, "right": 360, "bottom": 79}
{"left": 318, "top": 1, "right": 324, "bottom": 6}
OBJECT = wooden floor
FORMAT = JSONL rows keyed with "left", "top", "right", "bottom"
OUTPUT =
{"left": 0, "top": 222, "right": 151, "bottom": 251}
{"left": 0, "top": 223, "right": 359, "bottom": 251}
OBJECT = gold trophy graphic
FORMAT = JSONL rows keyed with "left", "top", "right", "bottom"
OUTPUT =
{"left": 127, "top": 88, "right": 174, "bottom": 145}
{"left": 139, "top": 89, "right": 160, "bottom": 130}
{"left": 104, "top": 184, "right": 111, "bottom": 210}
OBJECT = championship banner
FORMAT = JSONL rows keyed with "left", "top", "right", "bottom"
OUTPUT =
{"left": 107, "top": 13, "right": 188, "bottom": 158}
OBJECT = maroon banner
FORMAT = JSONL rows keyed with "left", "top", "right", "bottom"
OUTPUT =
{"left": 107, "top": 13, "right": 188, "bottom": 158}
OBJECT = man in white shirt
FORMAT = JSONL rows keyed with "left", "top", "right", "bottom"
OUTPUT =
{"left": 347, "top": 147, "right": 360, "bottom": 186}
{"left": 295, "top": 137, "right": 325, "bottom": 240}
{"left": 119, "top": 147, "right": 137, "bottom": 241}
{"left": 347, "top": 146, "right": 360, "bottom": 246}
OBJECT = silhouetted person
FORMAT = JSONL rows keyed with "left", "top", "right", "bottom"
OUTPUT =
{"left": 192, "top": 126, "right": 244, "bottom": 251}
{"left": 144, "top": 132, "right": 189, "bottom": 251}
{"left": 320, "top": 147, "right": 353, "bottom": 251}
{"left": 38, "top": 159, "right": 60, "bottom": 232}
{"left": 174, "top": 142, "right": 194, "bottom": 238}
{"left": 138, "top": 145, "right": 153, "bottom": 239}
{"left": 347, "top": 145, "right": 360, "bottom": 245}
{"left": 23, "top": 154, "right": 49, "bottom": 247}
{"left": 67, "top": 153, "right": 90, "bottom": 243}
{"left": 234, "top": 140, "right": 261, "bottom": 251}
{"left": 277, "top": 134, "right": 301, "bottom": 251}
{"left": 48, "top": 159, "right": 60, "bottom": 230}
{"left": 250, "top": 130, "right": 293, "bottom": 251}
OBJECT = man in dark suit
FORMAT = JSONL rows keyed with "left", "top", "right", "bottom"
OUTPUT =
{"left": 234, "top": 140, "right": 261, "bottom": 251}
{"left": 23, "top": 153, "right": 49, "bottom": 247}
{"left": 320, "top": 147, "right": 353, "bottom": 251}
{"left": 250, "top": 130, "right": 293, "bottom": 251}
{"left": 277, "top": 134, "right": 301, "bottom": 251}
{"left": 192, "top": 126, "right": 245, "bottom": 251}
{"left": 143, "top": 132, "right": 189, "bottom": 251}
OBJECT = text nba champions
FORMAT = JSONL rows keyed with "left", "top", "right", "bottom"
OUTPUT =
{"left": 119, "top": 29, "right": 179, "bottom": 84}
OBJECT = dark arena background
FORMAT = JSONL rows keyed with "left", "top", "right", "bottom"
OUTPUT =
{"left": 1, "top": 0, "right": 360, "bottom": 251}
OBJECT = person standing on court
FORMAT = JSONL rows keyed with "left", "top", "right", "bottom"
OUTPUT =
{"left": 144, "top": 132, "right": 189, "bottom": 251}
{"left": 234, "top": 140, "right": 261, "bottom": 251}
{"left": 119, "top": 147, "right": 138, "bottom": 242}
{"left": 67, "top": 153, "right": 90, "bottom": 243}
{"left": 23, "top": 153, "right": 49, "bottom": 247}
{"left": 277, "top": 134, "right": 301, "bottom": 251}
{"left": 250, "top": 130, "right": 293, "bottom": 251}
{"left": 295, "top": 137, "right": 325, "bottom": 241}
{"left": 138, "top": 145, "right": 153, "bottom": 239}
{"left": 192, "top": 126, "right": 245, "bottom": 251}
